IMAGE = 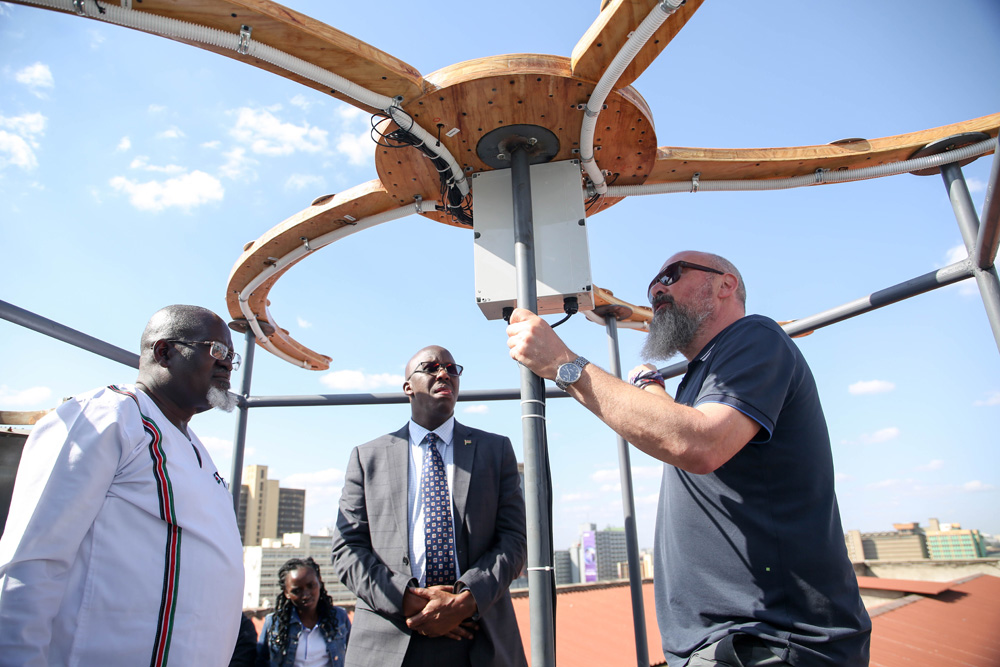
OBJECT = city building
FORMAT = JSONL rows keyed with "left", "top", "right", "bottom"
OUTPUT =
{"left": 616, "top": 549, "right": 654, "bottom": 580}
{"left": 577, "top": 523, "right": 629, "bottom": 582}
{"left": 924, "top": 518, "right": 987, "bottom": 560}
{"left": 243, "top": 532, "right": 355, "bottom": 609}
{"left": 553, "top": 549, "right": 577, "bottom": 585}
{"left": 845, "top": 518, "right": 988, "bottom": 562}
{"left": 237, "top": 464, "right": 306, "bottom": 546}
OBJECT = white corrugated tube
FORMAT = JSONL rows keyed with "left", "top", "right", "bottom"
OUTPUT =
{"left": 581, "top": 0, "right": 685, "bottom": 195}
{"left": 605, "top": 137, "right": 999, "bottom": 197}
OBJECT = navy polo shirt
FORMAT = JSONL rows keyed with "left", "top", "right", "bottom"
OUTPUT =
{"left": 653, "top": 315, "right": 871, "bottom": 666}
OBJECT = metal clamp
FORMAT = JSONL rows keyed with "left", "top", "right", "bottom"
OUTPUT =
{"left": 300, "top": 236, "right": 311, "bottom": 251}
{"left": 238, "top": 25, "right": 252, "bottom": 55}
{"left": 690, "top": 172, "right": 700, "bottom": 193}
{"left": 814, "top": 168, "right": 827, "bottom": 184}
{"left": 72, "top": 0, "right": 86, "bottom": 15}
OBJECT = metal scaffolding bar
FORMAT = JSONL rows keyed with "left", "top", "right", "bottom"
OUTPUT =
{"left": 0, "top": 299, "right": 140, "bottom": 369}
{"left": 602, "top": 312, "right": 650, "bottom": 667}
{"left": 229, "top": 329, "right": 257, "bottom": 514}
{"left": 245, "top": 387, "right": 571, "bottom": 409}
{"left": 976, "top": 138, "right": 1000, "bottom": 270}
{"left": 941, "top": 163, "right": 1000, "bottom": 355}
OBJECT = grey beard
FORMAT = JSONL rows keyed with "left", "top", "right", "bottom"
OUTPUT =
{"left": 640, "top": 300, "right": 705, "bottom": 362}
{"left": 207, "top": 386, "right": 240, "bottom": 413}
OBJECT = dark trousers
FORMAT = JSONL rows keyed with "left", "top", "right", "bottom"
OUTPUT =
{"left": 402, "top": 633, "right": 472, "bottom": 667}
{"left": 687, "top": 634, "right": 792, "bottom": 667}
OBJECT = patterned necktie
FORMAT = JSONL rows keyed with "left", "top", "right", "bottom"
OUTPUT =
{"left": 421, "top": 432, "right": 456, "bottom": 586}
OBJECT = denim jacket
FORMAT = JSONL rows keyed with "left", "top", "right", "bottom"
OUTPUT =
{"left": 256, "top": 605, "right": 350, "bottom": 666}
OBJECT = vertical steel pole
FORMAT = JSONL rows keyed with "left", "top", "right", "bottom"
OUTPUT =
{"left": 602, "top": 313, "right": 650, "bottom": 667}
{"left": 510, "top": 145, "right": 556, "bottom": 667}
{"left": 230, "top": 328, "right": 256, "bottom": 515}
{"left": 940, "top": 163, "right": 1000, "bottom": 356}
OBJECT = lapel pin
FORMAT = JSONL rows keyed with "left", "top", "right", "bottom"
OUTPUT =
{"left": 464, "top": 439, "right": 472, "bottom": 446}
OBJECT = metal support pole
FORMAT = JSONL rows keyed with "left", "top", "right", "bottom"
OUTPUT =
{"left": 602, "top": 313, "right": 650, "bottom": 667}
{"left": 510, "top": 144, "right": 556, "bottom": 667}
{"left": 0, "top": 299, "right": 139, "bottom": 369}
{"left": 941, "top": 163, "right": 1000, "bottom": 355}
{"left": 976, "top": 138, "right": 1000, "bottom": 270}
{"left": 229, "top": 328, "right": 257, "bottom": 515}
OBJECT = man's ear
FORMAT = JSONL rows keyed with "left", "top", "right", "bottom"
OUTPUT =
{"left": 402, "top": 380, "right": 413, "bottom": 399}
{"left": 151, "top": 340, "right": 173, "bottom": 367}
{"left": 718, "top": 273, "right": 739, "bottom": 299}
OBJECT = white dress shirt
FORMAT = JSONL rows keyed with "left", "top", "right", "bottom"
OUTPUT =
{"left": 406, "top": 417, "right": 461, "bottom": 586}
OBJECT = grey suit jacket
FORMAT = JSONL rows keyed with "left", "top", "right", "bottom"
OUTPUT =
{"left": 331, "top": 422, "right": 528, "bottom": 667}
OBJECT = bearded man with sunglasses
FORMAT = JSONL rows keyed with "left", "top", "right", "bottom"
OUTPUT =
{"left": 507, "top": 252, "right": 871, "bottom": 667}
{"left": 0, "top": 305, "right": 245, "bottom": 667}
{"left": 332, "top": 345, "right": 527, "bottom": 667}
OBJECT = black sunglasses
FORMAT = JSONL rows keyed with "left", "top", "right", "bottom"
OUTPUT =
{"left": 647, "top": 261, "right": 725, "bottom": 303}
{"left": 408, "top": 361, "right": 464, "bottom": 379}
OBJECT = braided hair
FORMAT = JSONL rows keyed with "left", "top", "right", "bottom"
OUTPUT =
{"left": 268, "top": 557, "right": 342, "bottom": 655}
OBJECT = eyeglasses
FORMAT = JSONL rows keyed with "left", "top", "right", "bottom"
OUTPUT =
{"left": 647, "top": 261, "right": 725, "bottom": 303}
{"left": 407, "top": 361, "right": 463, "bottom": 379}
{"left": 168, "top": 340, "right": 242, "bottom": 370}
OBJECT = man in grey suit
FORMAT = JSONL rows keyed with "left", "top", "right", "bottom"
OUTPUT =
{"left": 332, "top": 345, "right": 528, "bottom": 667}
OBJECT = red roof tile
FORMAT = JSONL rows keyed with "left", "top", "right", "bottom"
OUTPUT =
{"left": 509, "top": 575, "right": 1000, "bottom": 667}
{"left": 857, "top": 576, "right": 953, "bottom": 596}
{"left": 869, "top": 575, "right": 1000, "bottom": 667}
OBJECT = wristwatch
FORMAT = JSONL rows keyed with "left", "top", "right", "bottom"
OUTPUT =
{"left": 555, "top": 356, "right": 590, "bottom": 391}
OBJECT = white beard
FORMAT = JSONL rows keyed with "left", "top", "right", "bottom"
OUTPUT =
{"left": 207, "top": 386, "right": 240, "bottom": 413}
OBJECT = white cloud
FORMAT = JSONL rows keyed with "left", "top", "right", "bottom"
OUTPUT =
{"left": 834, "top": 472, "right": 852, "bottom": 483}
{"left": 599, "top": 483, "right": 621, "bottom": 493}
{"left": 945, "top": 243, "right": 967, "bottom": 265}
{"left": 965, "top": 177, "right": 986, "bottom": 194}
{"left": 0, "top": 112, "right": 46, "bottom": 170}
{"left": 156, "top": 126, "right": 185, "bottom": 140}
{"left": 116, "top": 136, "right": 131, "bottom": 152}
{"left": 148, "top": 104, "right": 166, "bottom": 114}
{"left": 917, "top": 459, "right": 945, "bottom": 471}
{"left": 867, "top": 478, "right": 903, "bottom": 489}
{"left": 319, "top": 370, "right": 404, "bottom": 391}
{"left": 109, "top": 170, "right": 224, "bottom": 212}
{"left": 336, "top": 129, "right": 372, "bottom": 166}
{"left": 962, "top": 480, "right": 996, "bottom": 492}
{"left": 848, "top": 379, "right": 895, "bottom": 395}
{"left": 202, "top": 140, "right": 221, "bottom": 149}
{"left": 230, "top": 107, "right": 328, "bottom": 156}
{"left": 290, "top": 94, "right": 321, "bottom": 111}
{"left": 463, "top": 404, "right": 489, "bottom": 414}
{"left": 129, "top": 155, "right": 185, "bottom": 174}
{"left": 218, "top": 147, "right": 258, "bottom": 182}
{"left": 15, "top": 62, "right": 53, "bottom": 97}
{"left": 973, "top": 391, "right": 1000, "bottom": 407}
{"left": 0, "top": 385, "right": 53, "bottom": 408}
{"left": 296, "top": 317, "right": 312, "bottom": 329}
{"left": 89, "top": 30, "right": 106, "bottom": 49}
{"left": 561, "top": 492, "right": 595, "bottom": 503}
{"left": 337, "top": 105, "right": 365, "bottom": 121}
{"left": 284, "top": 173, "right": 324, "bottom": 192}
{"left": 859, "top": 427, "right": 900, "bottom": 444}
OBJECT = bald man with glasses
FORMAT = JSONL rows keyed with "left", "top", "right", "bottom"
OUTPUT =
{"left": 332, "top": 345, "right": 527, "bottom": 667}
{"left": 0, "top": 305, "right": 245, "bottom": 667}
{"left": 507, "top": 252, "right": 871, "bottom": 667}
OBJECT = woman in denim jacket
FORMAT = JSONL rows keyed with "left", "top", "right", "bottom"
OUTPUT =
{"left": 257, "top": 557, "right": 350, "bottom": 666}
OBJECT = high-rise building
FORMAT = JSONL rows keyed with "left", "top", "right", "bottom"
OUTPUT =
{"left": 238, "top": 465, "right": 305, "bottom": 547}
{"left": 577, "top": 523, "right": 630, "bottom": 582}
{"left": 924, "top": 519, "right": 987, "bottom": 560}
{"left": 243, "top": 532, "right": 354, "bottom": 609}
{"left": 553, "top": 549, "right": 577, "bottom": 585}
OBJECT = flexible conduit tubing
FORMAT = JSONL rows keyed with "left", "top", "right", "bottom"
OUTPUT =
{"left": 237, "top": 200, "right": 440, "bottom": 367}
{"left": 606, "top": 137, "right": 999, "bottom": 197}
{"left": 22, "top": 0, "right": 468, "bottom": 196}
{"left": 580, "top": 0, "right": 685, "bottom": 195}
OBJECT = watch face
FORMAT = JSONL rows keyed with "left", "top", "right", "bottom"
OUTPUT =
{"left": 558, "top": 362, "right": 581, "bottom": 384}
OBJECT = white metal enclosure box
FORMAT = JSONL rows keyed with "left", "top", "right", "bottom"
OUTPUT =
{"left": 472, "top": 159, "right": 594, "bottom": 320}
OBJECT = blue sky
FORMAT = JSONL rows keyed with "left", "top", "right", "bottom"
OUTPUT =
{"left": 2, "top": 0, "right": 998, "bottom": 551}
